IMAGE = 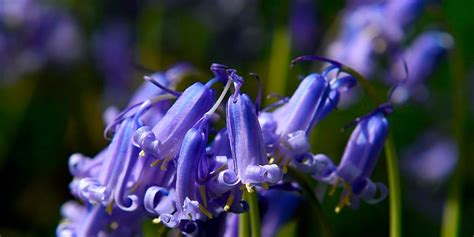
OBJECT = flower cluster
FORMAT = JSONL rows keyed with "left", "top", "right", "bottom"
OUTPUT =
{"left": 57, "top": 58, "right": 392, "bottom": 236}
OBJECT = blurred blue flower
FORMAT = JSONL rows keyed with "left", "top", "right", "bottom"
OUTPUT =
{"left": 401, "top": 132, "right": 458, "bottom": 187}
{"left": 327, "top": 0, "right": 423, "bottom": 77}
{"left": 290, "top": 0, "right": 319, "bottom": 52}
{"left": 390, "top": 31, "right": 453, "bottom": 103}
{"left": 94, "top": 23, "right": 134, "bottom": 105}
{"left": 258, "top": 63, "right": 356, "bottom": 172}
{"left": 0, "top": 0, "right": 81, "bottom": 83}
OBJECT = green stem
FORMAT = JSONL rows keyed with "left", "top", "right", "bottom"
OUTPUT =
{"left": 239, "top": 205, "right": 250, "bottom": 237}
{"left": 245, "top": 191, "right": 262, "bottom": 237}
{"left": 441, "top": 44, "right": 466, "bottom": 237}
{"left": 287, "top": 167, "right": 332, "bottom": 237}
{"left": 385, "top": 133, "right": 402, "bottom": 237}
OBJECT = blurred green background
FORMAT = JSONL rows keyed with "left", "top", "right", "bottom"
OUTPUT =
{"left": 0, "top": 0, "right": 473, "bottom": 236}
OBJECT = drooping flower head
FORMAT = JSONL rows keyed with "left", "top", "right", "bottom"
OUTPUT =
{"left": 134, "top": 80, "right": 215, "bottom": 168}
{"left": 156, "top": 116, "right": 214, "bottom": 232}
{"left": 227, "top": 92, "right": 282, "bottom": 189}
{"left": 259, "top": 56, "right": 356, "bottom": 171}
{"left": 147, "top": 73, "right": 235, "bottom": 233}
{"left": 313, "top": 103, "right": 392, "bottom": 212}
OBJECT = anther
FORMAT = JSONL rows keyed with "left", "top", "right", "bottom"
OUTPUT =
{"left": 150, "top": 159, "right": 161, "bottom": 167}
{"left": 106, "top": 202, "right": 114, "bottom": 215}
{"left": 160, "top": 158, "right": 172, "bottom": 171}
{"left": 245, "top": 184, "right": 254, "bottom": 193}
{"left": 129, "top": 180, "right": 141, "bottom": 192}
{"left": 224, "top": 194, "right": 235, "bottom": 212}
{"left": 110, "top": 221, "right": 119, "bottom": 230}
{"left": 152, "top": 217, "right": 161, "bottom": 224}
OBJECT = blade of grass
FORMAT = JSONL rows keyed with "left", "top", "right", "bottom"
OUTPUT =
{"left": 267, "top": 27, "right": 291, "bottom": 97}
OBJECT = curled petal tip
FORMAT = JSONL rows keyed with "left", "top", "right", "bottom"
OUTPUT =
{"left": 133, "top": 126, "right": 161, "bottom": 158}
{"left": 72, "top": 178, "right": 111, "bottom": 205}
{"left": 353, "top": 178, "right": 388, "bottom": 204}
{"left": 116, "top": 194, "right": 139, "bottom": 212}
{"left": 245, "top": 164, "right": 282, "bottom": 185}
{"left": 159, "top": 214, "right": 180, "bottom": 228}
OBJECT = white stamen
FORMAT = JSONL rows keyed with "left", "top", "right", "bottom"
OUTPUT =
{"left": 205, "top": 78, "right": 232, "bottom": 116}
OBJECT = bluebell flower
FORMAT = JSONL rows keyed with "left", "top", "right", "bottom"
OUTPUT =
{"left": 69, "top": 65, "right": 190, "bottom": 212}
{"left": 133, "top": 82, "right": 216, "bottom": 222}
{"left": 205, "top": 129, "right": 239, "bottom": 196}
{"left": 134, "top": 81, "right": 215, "bottom": 167}
{"left": 258, "top": 64, "right": 356, "bottom": 171}
{"left": 203, "top": 129, "right": 248, "bottom": 216}
{"left": 144, "top": 75, "right": 234, "bottom": 233}
{"left": 227, "top": 92, "right": 283, "bottom": 189}
{"left": 71, "top": 116, "right": 141, "bottom": 209}
{"left": 273, "top": 73, "right": 331, "bottom": 137}
{"left": 313, "top": 104, "right": 392, "bottom": 211}
{"left": 157, "top": 116, "right": 213, "bottom": 230}
{"left": 390, "top": 31, "right": 453, "bottom": 103}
